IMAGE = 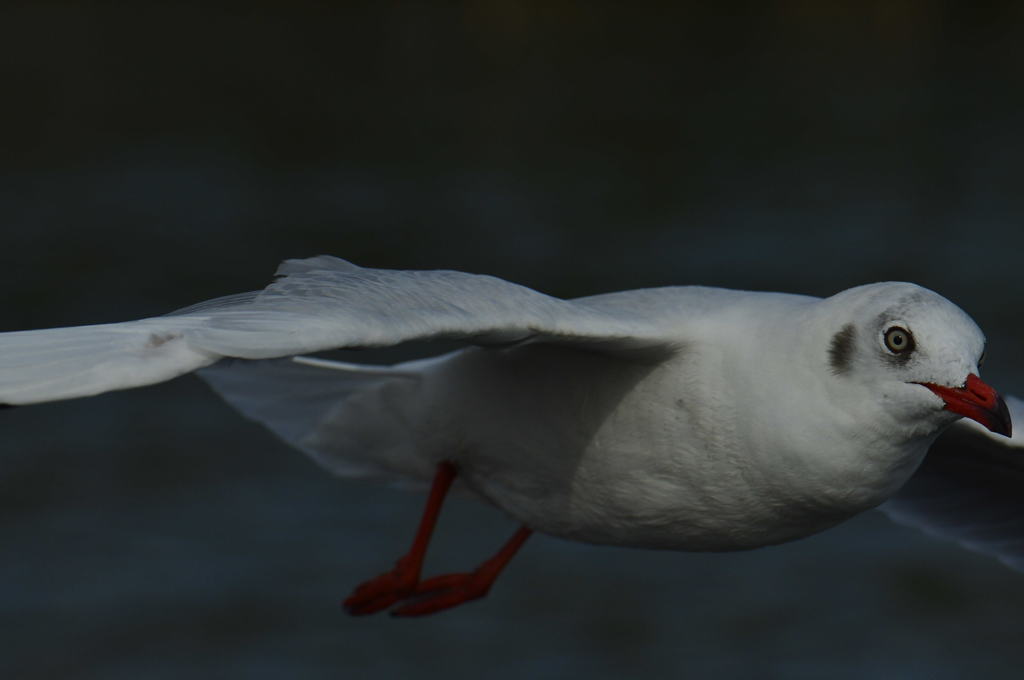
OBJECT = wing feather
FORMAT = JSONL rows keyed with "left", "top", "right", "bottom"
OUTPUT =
{"left": 881, "top": 395, "right": 1024, "bottom": 569}
{"left": 0, "top": 319, "right": 218, "bottom": 404}
{"left": 187, "top": 259, "right": 666, "bottom": 357}
{"left": 0, "top": 256, "right": 676, "bottom": 405}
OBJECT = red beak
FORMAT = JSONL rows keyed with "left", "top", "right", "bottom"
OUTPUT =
{"left": 918, "top": 373, "right": 1012, "bottom": 437}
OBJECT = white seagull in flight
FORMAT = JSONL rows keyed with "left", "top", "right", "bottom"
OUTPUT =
{"left": 0, "top": 255, "right": 1018, "bottom": 617}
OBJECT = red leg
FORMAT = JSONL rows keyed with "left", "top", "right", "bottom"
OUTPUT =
{"left": 343, "top": 461, "right": 457, "bottom": 616}
{"left": 391, "top": 525, "right": 533, "bottom": 618}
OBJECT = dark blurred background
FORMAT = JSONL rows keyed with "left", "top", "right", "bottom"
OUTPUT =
{"left": 2, "top": 2, "right": 1023, "bottom": 678}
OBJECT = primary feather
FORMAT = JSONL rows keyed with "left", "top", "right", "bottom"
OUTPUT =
{"left": 882, "top": 396, "right": 1024, "bottom": 569}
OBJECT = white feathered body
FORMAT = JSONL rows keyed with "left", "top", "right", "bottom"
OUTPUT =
{"left": 257, "top": 286, "right": 939, "bottom": 551}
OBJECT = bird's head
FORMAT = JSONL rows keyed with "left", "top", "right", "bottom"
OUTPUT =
{"left": 820, "top": 282, "right": 1010, "bottom": 438}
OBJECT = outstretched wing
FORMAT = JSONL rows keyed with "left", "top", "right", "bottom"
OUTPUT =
{"left": 881, "top": 395, "right": 1024, "bottom": 569}
{"left": 0, "top": 255, "right": 678, "bottom": 405}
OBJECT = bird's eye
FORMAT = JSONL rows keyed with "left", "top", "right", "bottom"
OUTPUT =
{"left": 979, "top": 348, "right": 987, "bottom": 368}
{"left": 883, "top": 326, "right": 914, "bottom": 354}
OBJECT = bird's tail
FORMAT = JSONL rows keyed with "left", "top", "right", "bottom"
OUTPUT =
{"left": 199, "top": 356, "right": 438, "bottom": 482}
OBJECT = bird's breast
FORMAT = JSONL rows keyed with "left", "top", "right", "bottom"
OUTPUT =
{"left": 433, "top": 346, "right": 876, "bottom": 552}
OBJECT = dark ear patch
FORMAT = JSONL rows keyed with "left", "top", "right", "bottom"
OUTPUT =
{"left": 828, "top": 324, "right": 856, "bottom": 375}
